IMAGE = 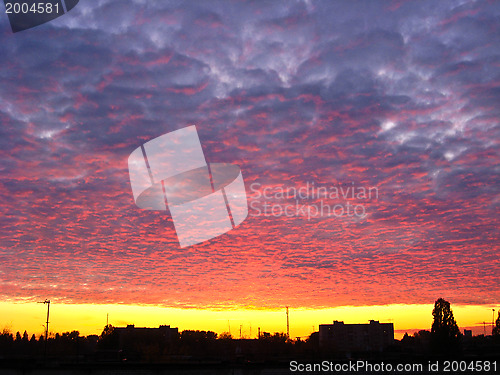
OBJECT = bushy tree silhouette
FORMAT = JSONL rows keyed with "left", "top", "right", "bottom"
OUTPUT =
{"left": 218, "top": 332, "right": 232, "bottom": 340}
{"left": 431, "top": 298, "right": 461, "bottom": 356}
{"left": 98, "top": 324, "right": 118, "bottom": 349}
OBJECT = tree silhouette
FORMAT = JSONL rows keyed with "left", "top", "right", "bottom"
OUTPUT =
{"left": 218, "top": 332, "right": 232, "bottom": 340}
{"left": 100, "top": 324, "right": 114, "bottom": 340}
{"left": 493, "top": 311, "right": 500, "bottom": 336}
{"left": 61, "top": 330, "right": 80, "bottom": 341}
{"left": 98, "top": 324, "right": 118, "bottom": 349}
{"left": 431, "top": 298, "right": 461, "bottom": 355}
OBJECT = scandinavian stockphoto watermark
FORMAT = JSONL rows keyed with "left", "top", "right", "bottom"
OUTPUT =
{"left": 128, "top": 125, "right": 248, "bottom": 248}
{"left": 127, "top": 127, "right": 375, "bottom": 245}
{"left": 249, "top": 182, "right": 378, "bottom": 220}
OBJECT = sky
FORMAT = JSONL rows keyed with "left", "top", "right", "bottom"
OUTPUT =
{"left": 0, "top": 0, "right": 499, "bottom": 337}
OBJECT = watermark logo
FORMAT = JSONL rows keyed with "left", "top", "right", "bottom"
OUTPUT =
{"left": 249, "top": 182, "right": 378, "bottom": 220}
{"left": 4, "top": 0, "right": 80, "bottom": 33}
{"left": 128, "top": 125, "right": 248, "bottom": 248}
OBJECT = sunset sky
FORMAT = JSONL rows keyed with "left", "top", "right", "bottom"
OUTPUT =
{"left": 0, "top": 0, "right": 498, "bottom": 339}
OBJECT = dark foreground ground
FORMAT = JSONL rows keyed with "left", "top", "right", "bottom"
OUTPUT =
{"left": 1, "top": 332, "right": 498, "bottom": 374}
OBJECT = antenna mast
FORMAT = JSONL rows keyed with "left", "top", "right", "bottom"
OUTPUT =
{"left": 493, "top": 309, "right": 496, "bottom": 335}
{"left": 286, "top": 306, "right": 290, "bottom": 339}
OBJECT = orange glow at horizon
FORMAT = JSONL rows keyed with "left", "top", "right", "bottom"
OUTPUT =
{"left": 0, "top": 301, "right": 496, "bottom": 340}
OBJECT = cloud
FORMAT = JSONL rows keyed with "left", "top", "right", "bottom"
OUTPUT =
{"left": 0, "top": 0, "right": 498, "bottom": 308}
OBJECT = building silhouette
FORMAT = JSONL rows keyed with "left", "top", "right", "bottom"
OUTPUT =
{"left": 319, "top": 320, "right": 394, "bottom": 353}
{"left": 114, "top": 324, "right": 178, "bottom": 347}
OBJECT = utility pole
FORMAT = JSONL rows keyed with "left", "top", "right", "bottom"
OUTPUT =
{"left": 286, "top": 306, "right": 290, "bottom": 339}
{"left": 106, "top": 313, "right": 109, "bottom": 327}
{"left": 38, "top": 299, "right": 50, "bottom": 361}
{"left": 258, "top": 327, "right": 260, "bottom": 339}
{"left": 239, "top": 325, "right": 242, "bottom": 339}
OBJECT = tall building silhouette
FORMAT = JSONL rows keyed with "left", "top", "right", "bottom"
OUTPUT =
{"left": 319, "top": 320, "right": 394, "bottom": 353}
